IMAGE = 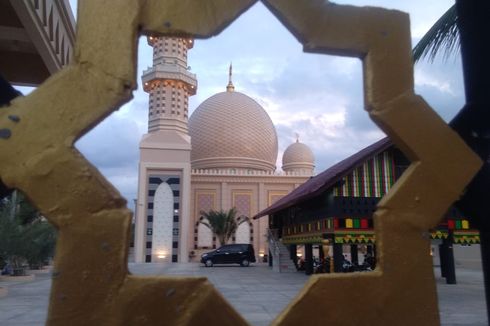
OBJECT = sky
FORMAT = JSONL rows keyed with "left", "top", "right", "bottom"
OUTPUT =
{"left": 55, "top": 1, "right": 463, "bottom": 208}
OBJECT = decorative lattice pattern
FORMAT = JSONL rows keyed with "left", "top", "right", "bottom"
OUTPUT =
{"left": 233, "top": 193, "right": 251, "bottom": 218}
{"left": 195, "top": 193, "right": 215, "bottom": 248}
{"left": 189, "top": 91, "right": 278, "bottom": 171}
{"left": 282, "top": 141, "right": 315, "bottom": 169}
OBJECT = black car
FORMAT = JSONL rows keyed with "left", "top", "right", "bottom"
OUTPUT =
{"left": 201, "top": 244, "right": 256, "bottom": 267}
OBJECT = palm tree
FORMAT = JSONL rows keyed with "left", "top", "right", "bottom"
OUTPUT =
{"left": 412, "top": 4, "right": 459, "bottom": 63}
{"left": 199, "top": 208, "right": 247, "bottom": 246}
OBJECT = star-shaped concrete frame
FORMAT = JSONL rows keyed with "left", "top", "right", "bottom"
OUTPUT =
{"left": 0, "top": 0, "right": 481, "bottom": 325}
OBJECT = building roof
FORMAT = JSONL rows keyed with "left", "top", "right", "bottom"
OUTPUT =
{"left": 0, "top": 0, "right": 76, "bottom": 85}
{"left": 253, "top": 137, "right": 393, "bottom": 219}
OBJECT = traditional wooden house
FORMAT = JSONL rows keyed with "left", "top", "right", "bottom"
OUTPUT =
{"left": 254, "top": 137, "right": 480, "bottom": 282}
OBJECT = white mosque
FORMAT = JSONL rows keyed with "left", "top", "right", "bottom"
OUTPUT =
{"left": 134, "top": 36, "right": 315, "bottom": 263}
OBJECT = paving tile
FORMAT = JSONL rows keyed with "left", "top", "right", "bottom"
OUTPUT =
{"left": 0, "top": 263, "right": 487, "bottom": 326}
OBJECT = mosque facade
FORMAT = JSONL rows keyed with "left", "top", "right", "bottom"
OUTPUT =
{"left": 134, "top": 37, "right": 315, "bottom": 263}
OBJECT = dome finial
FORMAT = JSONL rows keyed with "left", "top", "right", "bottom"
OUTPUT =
{"left": 226, "top": 62, "right": 235, "bottom": 92}
{"left": 295, "top": 133, "right": 300, "bottom": 143}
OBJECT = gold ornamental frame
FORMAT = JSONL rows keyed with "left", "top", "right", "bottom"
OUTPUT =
{"left": 0, "top": 0, "right": 481, "bottom": 325}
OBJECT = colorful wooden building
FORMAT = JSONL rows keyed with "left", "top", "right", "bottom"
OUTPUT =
{"left": 255, "top": 137, "right": 479, "bottom": 281}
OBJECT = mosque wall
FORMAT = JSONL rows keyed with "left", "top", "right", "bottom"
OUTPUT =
{"left": 268, "top": 190, "right": 289, "bottom": 206}
{"left": 143, "top": 172, "right": 182, "bottom": 263}
{"left": 152, "top": 181, "right": 174, "bottom": 262}
{"left": 137, "top": 167, "right": 310, "bottom": 263}
{"left": 193, "top": 190, "right": 216, "bottom": 249}
{"left": 136, "top": 37, "right": 316, "bottom": 264}
{"left": 231, "top": 190, "right": 254, "bottom": 246}
{"left": 189, "top": 177, "right": 308, "bottom": 262}
{"left": 140, "top": 147, "right": 190, "bottom": 162}
{"left": 135, "top": 163, "right": 191, "bottom": 263}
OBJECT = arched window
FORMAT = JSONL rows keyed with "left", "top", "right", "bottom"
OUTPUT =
{"left": 235, "top": 221, "right": 250, "bottom": 244}
{"left": 197, "top": 219, "right": 213, "bottom": 248}
{"left": 152, "top": 182, "right": 173, "bottom": 261}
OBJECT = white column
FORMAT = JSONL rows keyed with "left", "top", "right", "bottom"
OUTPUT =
{"left": 179, "top": 163, "right": 191, "bottom": 262}
{"left": 258, "top": 183, "right": 267, "bottom": 256}
{"left": 221, "top": 182, "right": 229, "bottom": 210}
{"left": 134, "top": 164, "right": 147, "bottom": 263}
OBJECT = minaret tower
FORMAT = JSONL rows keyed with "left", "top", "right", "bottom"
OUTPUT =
{"left": 135, "top": 36, "right": 196, "bottom": 264}
{"left": 142, "top": 37, "right": 197, "bottom": 133}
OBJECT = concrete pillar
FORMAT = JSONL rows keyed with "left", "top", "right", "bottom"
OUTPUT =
{"left": 441, "top": 234, "right": 457, "bottom": 284}
{"left": 258, "top": 183, "right": 266, "bottom": 256}
{"left": 290, "top": 244, "right": 297, "bottom": 267}
{"left": 439, "top": 244, "right": 447, "bottom": 278}
{"left": 134, "top": 164, "right": 147, "bottom": 263}
{"left": 179, "top": 164, "right": 191, "bottom": 262}
{"left": 333, "top": 243, "right": 343, "bottom": 273}
{"left": 351, "top": 244, "right": 358, "bottom": 265}
{"left": 221, "top": 182, "right": 229, "bottom": 210}
{"left": 305, "top": 243, "right": 313, "bottom": 275}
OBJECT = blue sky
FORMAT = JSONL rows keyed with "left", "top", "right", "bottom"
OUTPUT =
{"left": 59, "top": 1, "right": 462, "bottom": 206}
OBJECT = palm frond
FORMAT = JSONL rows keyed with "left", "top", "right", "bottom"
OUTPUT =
{"left": 199, "top": 220, "right": 211, "bottom": 230}
{"left": 413, "top": 4, "right": 459, "bottom": 63}
{"left": 237, "top": 215, "right": 249, "bottom": 226}
{"left": 200, "top": 208, "right": 239, "bottom": 245}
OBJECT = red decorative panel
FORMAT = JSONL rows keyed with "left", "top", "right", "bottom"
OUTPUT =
{"left": 361, "top": 219, "right": 369, "bottom": 229}
{"left": 447, "top": 219, "right": 455, "bottom": 230}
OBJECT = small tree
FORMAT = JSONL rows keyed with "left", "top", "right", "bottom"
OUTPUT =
{"left": 0, "top": 192, "right": 57, "bottom": 273}
{"left": 0, "top": 196, "right": 26, "bottom": 271}
{"left": 0, "top": 204, "right": 23, "bottom": 270}
{"left": 199, "top": 208, "right": 247, "bottom": 246}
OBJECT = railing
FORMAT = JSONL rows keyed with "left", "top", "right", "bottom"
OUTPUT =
{"left": 191, "top": 169, "right": 314, "bottom": 177}
{"left": 267, "top": 228, "right": 281, "bottom": 258}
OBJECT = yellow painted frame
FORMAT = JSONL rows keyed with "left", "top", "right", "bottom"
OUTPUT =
{"left": 194, "top": 191, "right": 217, "bottom": 217}
{"left": 0, "top": 0, "right": 481, "bottom": 325}
{"left": 268, "top": 190, "right": 289, "bottom": 206}
{"left": 194, "top": 191, "right": 217, "bottom": 249}
{"left": 232, "top": 190, "right": 253, "bottom": 218}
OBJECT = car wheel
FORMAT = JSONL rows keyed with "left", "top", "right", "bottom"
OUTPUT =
{"left": 240, "top": 259, "right": 250, "bottom": 267}
{"left": 205, "top": 259, "right": 213, "bottom": 267}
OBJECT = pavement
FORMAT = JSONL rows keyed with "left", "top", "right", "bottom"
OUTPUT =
{"left": 0, "top": 263, "right": 487, "bottom": 325}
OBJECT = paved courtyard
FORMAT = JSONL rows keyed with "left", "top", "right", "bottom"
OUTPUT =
{"left": 0, "top": 263, "right": 487, "bottom": 325}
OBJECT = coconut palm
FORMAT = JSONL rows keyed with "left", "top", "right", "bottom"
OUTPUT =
{"left": 413, "top": 4, "right": 459, "bottom": 63}
{"left": 199, "top": 208, "right": 247, "bottom": 246}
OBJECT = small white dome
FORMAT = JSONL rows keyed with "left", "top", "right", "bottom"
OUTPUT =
{"left": 282, "top": 140, "right": 315, "bottom": 174}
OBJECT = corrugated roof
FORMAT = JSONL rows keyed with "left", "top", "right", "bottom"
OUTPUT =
{"left": 253, "top": 137, "right": 393, "bottom": 219}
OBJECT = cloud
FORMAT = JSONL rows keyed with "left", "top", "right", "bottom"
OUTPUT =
{"left": 68, "top": 0, "right": 461, "bottom": 207}
{"left": 414, "top": 53, "right": 465, "bottom": 122}
{"left": 75, "top": 106, "right": 143, "bottom": 202}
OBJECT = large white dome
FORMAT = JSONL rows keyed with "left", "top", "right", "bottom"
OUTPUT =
{"left": 189, "top": 90, "right": 278, "bottom": 171}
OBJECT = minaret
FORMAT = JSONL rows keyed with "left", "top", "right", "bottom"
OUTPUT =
{"left": 142, "top": 37, "right": 197, "bottom": 133}
{"left": 135, "top": 36, "right": 196, "bottom": 264}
